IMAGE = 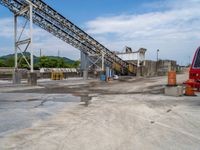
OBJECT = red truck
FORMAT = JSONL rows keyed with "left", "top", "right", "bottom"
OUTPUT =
{"left": 185, "top": 47, "right": 200, "bottom": 91}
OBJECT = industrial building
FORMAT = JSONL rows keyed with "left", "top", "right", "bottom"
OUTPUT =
{"left": 116, "top": 47, "right": 147, "bottom": 67}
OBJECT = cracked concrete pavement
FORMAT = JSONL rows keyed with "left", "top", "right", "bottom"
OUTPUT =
{"left": 0, "top": 73, "right": 200, "bottom": 150}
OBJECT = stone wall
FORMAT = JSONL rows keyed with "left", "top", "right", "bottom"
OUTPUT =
{"left": 141, "top": 60, "right": 157, "bottom": 76}
{"left": 157, "top": 60, "right": 177, "bottom": 76}
{"left": 139, "top": 60, "right": 177, "bottom": 77}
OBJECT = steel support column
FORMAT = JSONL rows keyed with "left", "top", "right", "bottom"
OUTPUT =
{"left": 14, "top": 3, "right": 34, "bottom": 72}
{"left": 29, "top": 4, "right": 33, "bottom": 72}
{"left": 14, "top": 14, "right": 17, "bottom": 69}
{"left": 80, "top": 51, "right": 105, "bottom": 72}
{"left": 102, "top": 52, "right": 105, "bottom": 71}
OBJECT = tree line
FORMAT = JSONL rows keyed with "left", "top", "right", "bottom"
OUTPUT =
{"left": 0, "top": 56, "right": 80, "bottom": 69}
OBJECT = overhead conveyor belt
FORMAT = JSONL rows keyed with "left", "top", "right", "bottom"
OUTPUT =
{"left": 0, "top": 0, "right": 136, "bottom": 74}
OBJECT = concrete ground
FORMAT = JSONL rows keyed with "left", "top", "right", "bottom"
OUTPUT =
{"left": 0, "top": 73, "right": 200, "bottom": 150}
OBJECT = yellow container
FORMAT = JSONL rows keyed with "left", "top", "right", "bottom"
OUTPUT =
{"left": 112, "top": 63, "right": 121, "bottom": 72}
{"left": 51, "top": 71, "right": 64, "bottom": 80}
{"left": 51, "top": 71, "right": 56, "bottom": 80}
{"left": 60, "top": 72, "right": 64, "bottom": 80}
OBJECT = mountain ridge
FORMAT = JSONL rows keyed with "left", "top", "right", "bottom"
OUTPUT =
{"left": 0, "top": 52, "right": 75, "bottom": 64}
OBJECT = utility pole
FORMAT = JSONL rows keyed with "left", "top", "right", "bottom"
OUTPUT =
{"left": 40, "top": 49, "right": 42, "bottom": 57}
{"left": 58, "top": 49, "right": 60, "bottom": 58}
{"left": 188, "top": 56, "right": 191, "bottom": 66}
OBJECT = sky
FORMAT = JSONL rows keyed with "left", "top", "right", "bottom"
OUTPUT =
{"left": 0, "top": 0, "right": 200, "bottom": 65}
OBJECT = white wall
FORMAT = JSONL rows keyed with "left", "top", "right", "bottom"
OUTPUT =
{"left": 117, "top": 53, "right": 138, "bottom": 61}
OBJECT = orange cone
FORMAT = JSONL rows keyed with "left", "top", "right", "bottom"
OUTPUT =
{"left": 185, "top": 85, "right": 195, "bottom": 96}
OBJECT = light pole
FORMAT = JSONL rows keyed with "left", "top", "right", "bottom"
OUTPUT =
{"left": 156, "top": 49, "right": 160, "bottom": 76}
{"left": 188, "top": 56, "right": 191, "bottom": 66}
{"left": 157, "top": 49, "right": 159, "bottom": 61}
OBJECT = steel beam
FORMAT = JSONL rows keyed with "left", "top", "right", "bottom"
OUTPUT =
{"left": 29, "top": 4, "right": 33, "bottom": 72}
{"left": 14, "top": 14, "right": 18, "bottom": 69}
{"left": 13, "top": 2, "right": 34, "bottom": 71}
{"left": 0, "top": 0, "right": 136, "bottom": 74}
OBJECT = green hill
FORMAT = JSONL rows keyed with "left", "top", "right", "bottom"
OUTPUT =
{"left": 0, "top": 52, "right": 79, "bottom": 68}
{"left": 0, "top": 52, "right": 75, "bottom": 64}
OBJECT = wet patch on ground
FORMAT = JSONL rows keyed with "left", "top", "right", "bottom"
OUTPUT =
{"left": 6, "top": 80, "right": 166, "bottom": 96}
{"left": 0, "top": 93, "right": 84, "bottom": 137}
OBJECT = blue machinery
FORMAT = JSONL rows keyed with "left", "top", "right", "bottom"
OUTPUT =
{"left": 0, "top": 0, "right": 136, "bottom": 75}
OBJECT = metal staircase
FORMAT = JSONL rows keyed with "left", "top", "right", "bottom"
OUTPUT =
{"left": 0, "top": 0, "right": 136, "bottom": 74}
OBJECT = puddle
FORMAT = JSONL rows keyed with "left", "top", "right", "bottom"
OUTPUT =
{"left": 0, "top": 93, "right": 82, "bottom": 108}
{"left": 80, "top": 96, "right": 92, "bottom": 107}
{"left": 0, "top": 93, "right": 89, "bottom": 137}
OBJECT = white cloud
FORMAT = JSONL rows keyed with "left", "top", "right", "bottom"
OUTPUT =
{"left": 1, "top": 0, "right": 200, "bottom": 64}
{"left": 85, "top": 0, "right": 200, "bottom": 65}
{"left": 0, "top": 18, "right": 13, "bottom": 38}
{"left": 0, "top": 17, "right": 80, "bottom": 60}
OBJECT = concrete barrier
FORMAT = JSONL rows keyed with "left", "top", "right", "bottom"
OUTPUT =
{"left": 164, "top": 86, "right": 183, "bottom": 97}
{"left": 28, "top": 72, "right": 37, "bottom": 86}
{"left": 12, "top": 69, "right": 22, "bottom": 84}
{"left": 83, "top": 70, "right": 88, "bottom": 80}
